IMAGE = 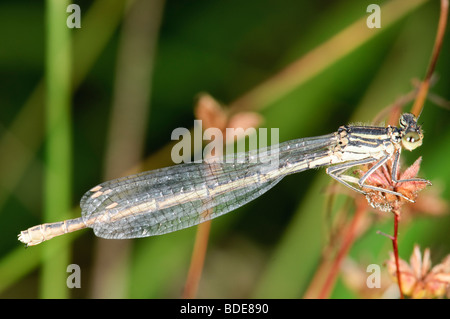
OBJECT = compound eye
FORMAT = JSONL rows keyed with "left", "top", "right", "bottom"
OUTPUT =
{"left": 402, "top": 131, "right": 422, "bottom": 151}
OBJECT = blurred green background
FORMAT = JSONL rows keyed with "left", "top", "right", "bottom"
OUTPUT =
{"left": 0, "top": 0, "right": 449, "bottom": 298}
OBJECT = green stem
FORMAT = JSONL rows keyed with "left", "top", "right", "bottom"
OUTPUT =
{"left": 42, "top": 0, "right": 72, "bottom": 298}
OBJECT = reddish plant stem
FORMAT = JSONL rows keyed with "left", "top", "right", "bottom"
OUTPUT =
{"left": 388, "top": 0, "right": 448, "bottom": 299}
{"left": 182, "top": 219, "right": 212, "bottom": 298}
{"left": 410, "top": 0, "right": 448, "bottom": 117}
{"left": 317, "top": 200, "right": 366, "bottom": 299}
{"left": 391, "top": 213, "right": 404, "bottom": 299}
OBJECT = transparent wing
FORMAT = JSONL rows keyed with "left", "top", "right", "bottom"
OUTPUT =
{"left": 79, "top": 133, "right": 336, "bottom": 239}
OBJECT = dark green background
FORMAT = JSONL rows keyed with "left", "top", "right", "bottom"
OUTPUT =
{"left": 0, "top": 0, "right": 449, "bottom": 298}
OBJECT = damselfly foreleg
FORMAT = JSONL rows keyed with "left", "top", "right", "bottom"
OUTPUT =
{"left": 326, "top": 154, "right": 416, "bottom": 202}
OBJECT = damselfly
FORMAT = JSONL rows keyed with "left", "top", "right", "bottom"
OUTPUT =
{"left": 18, "top": 113, "right": 429, "bottom": 246}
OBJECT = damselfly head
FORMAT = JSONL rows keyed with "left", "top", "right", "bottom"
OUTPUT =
{"left": 399, "top": 113, "right": 423, "bottom": 151}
